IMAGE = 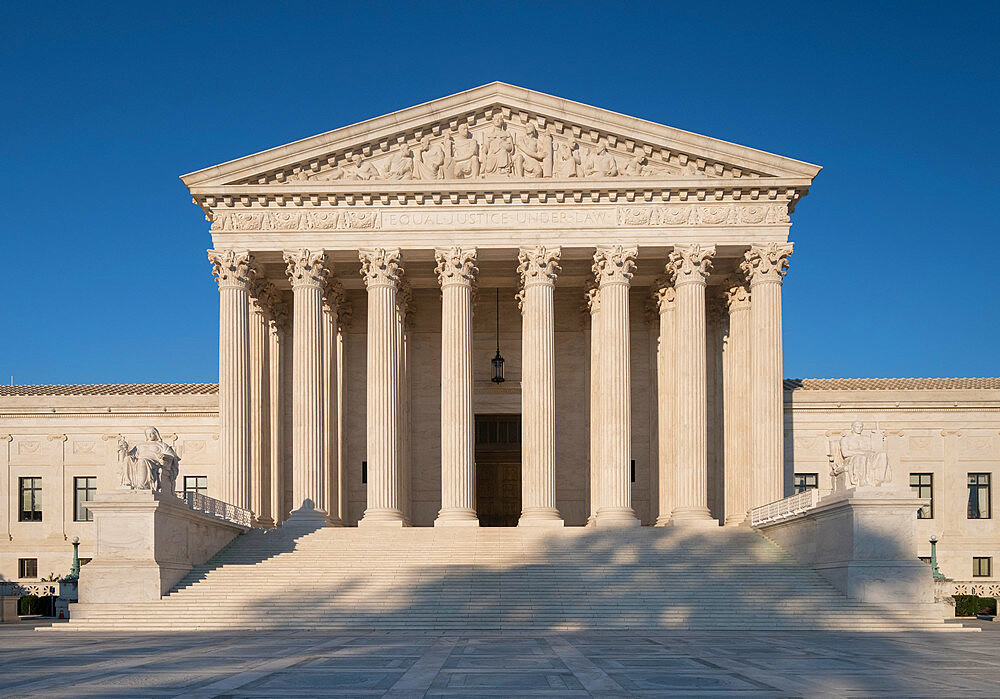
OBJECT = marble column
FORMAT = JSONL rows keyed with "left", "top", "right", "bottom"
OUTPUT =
{"left": 593, "top": 245, "right": 641, "bottom": 527}
{"left": 267, "top": 297, "right": 289, "bottom": 525}
{"left": 248, "top": 274, "right": 273, "bottom": 527}
{"left": 669, "top": 244, "right": 718, "bottom": 526}
{"left": 283, "top": 249, "right": 329, "bottom": 525}
{"left": 434, "top": 247, "right": 479, "bottom": 526}
{"left": 208, "top": 249, "right": 252, "bottom": 511}
{"left": 359, "top": 247, "right": 405, "bottom": 526}
{"left": 652, "top": 277, "right": 677, "bottom": 526}
{"left": 742, "top": 243, "right": 793, "bottom": 508}
{"left": 397, "top": 282, "right": 414, "bottom": 525}
{"left": 517, "top": 245, "right": 564, "bottom": 526}
{"left": 322, "top": 279, "right": 344, "bottom": 526}
{"left": 723, "top": 278, "right": 752, "bottom": 525}
{"left": 585, "top": 284, "right": 601, "bottom": 526}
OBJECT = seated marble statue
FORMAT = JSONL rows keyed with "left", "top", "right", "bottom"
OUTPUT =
{"left": 829, "top": 420, "right": 891, "bottom": 487}
{"left": 118, "top": 427, "right": 180, "bottom": 495}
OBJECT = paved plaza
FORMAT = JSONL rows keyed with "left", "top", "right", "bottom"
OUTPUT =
{"left": 1, "top": 623, "right": 998, "bottom": 697}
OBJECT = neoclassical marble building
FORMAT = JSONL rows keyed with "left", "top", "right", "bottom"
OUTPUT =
{"left": 1, "top": 85, "right": 997, "bottom": 586}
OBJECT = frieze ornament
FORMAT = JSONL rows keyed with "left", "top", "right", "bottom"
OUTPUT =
{"left": 593, "top": 245, "right": 638, "bottom": 286}
{"left": 617, "top": 204, "right": 788, "bottom": 227}
{"left": 517, "top": 246, "right": 561, "bottom": 287}
{"left": 741, "top": 242, "right": 793, "bottom": 284}
{"left": 211, "top": 210, "right": 380, "bottom": 232}
{"left": 207, "top": 249, "right": 253, "bottom": 289}
{"left": 434, "top": 247, "right": 478, "bottom": 287}
{"left": 284, "top": 249, "right": 330, "bottom": 289}
{"left": 668, "top": 244, "right": 715, "bottom": 285}
{"left": 359, "top": 247, "right": 402, "bottom": 288}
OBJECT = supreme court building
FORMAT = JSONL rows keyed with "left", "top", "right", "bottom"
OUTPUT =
{"left": 2, "top": 84, "right": 997, "bottom": 593}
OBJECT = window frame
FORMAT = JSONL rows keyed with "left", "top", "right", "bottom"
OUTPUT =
{"left": 18, "top": 558, "right": 38, "bottom": 579}
{"left": 73, "top": 476, "right": 97, "bottom": 522}
{"left": 793, "top": 473, "right": 819, "bottom": 494}
{"left": 968, "top": 473, "right": 992, "bottom": 520}
{"left": 973, "top": 556, "right": 992, "bottom": 578}
{"left": 909, "top": 472, "right": 934, "bottom": 519}
{"left": 183, "top": 476, "right": 208, "bottom": 496}
{"left": 18, "top": 476, "right": 42, "bottom": 522}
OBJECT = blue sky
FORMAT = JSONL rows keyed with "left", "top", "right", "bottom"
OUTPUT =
{"left": 2, "top": 1, "right": 997, "bottom": 384}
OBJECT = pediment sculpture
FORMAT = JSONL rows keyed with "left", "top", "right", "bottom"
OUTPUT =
{"left": 827, "top": 420, "right": 891, "bottom": 489}
{"left": 277, "top": 114, "right": 715, "bottom": 185}
{"left": 118, "top": 427, "right": 180, "bottom": 496}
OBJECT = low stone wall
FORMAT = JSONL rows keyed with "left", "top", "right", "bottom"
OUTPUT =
{"left": 755, "top": 485, "right": 935, "bottom": 615}
{"left": 77, "top": 490, "right": 248, "bottom": 605}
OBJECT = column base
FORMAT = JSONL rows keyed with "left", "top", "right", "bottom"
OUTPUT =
{"left": 326, "top": 516, "right": 345, "bottom": 527}
{"left": 669, "top": 506, "right": 719, "bottom": 528}
{"left": 358, "top": 508, "right": 407, "bottom": 527}
{"left": 253, "top": 516, "right": 275, "bottom": 529}
{"left": 434, "top": 508, "right": 480, "bottom": 527}
{"left": 518, "top": 507, "right": 564, "bottom": 527}
{"left": 594, "top": 507, "right": 640, "bottom": 528}
{"left": 281, "top": 507, "right": 329, "bottom": 532}
{"left": 724, "top": 512, "right": 749, "bottom": 527}
{"left": 654, "top": 514, "right": 672, "bottom": 527}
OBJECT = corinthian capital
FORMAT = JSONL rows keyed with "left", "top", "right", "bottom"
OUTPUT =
{"left": 668, "top": 244, "right": 715, "bottom": 286}
{"left": 593, "top": 245, "right": 638, "bottom": 286}
{"left": 283, "top": 249, "right": 330, "bottom": 289}
{"left": 741, "top": 242, "right": 793, "bottom": 285}
{"left": 208, "top": 249, "right": 253, "bottom": 290}
{"left": 517, "top": 246, "right": 561, "bottom": 287}
{"left": 651, "top": 275, "right": 676, "bottom": 313}
{"left": 323, "top": 276, "right": 346, "bottom": 313}
{"left": 359, "top": 247, "right": 402, "bottom": 288}
{"left": 722, "top": 277, "right": 752, "bottom": 312}
{"left": 434, "top": 247, "right": 478, "bottom": 287}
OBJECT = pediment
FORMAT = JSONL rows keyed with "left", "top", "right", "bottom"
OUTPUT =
{"left": 181, "top": 83, "right": 820, "bottom": 192}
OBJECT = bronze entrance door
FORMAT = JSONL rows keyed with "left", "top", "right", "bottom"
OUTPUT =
{"left": 474, "top": 414, "right": 522, "bottom": 527}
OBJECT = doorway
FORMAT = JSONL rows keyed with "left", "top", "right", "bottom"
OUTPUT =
{"left": 475, "top": 414, "right": 522, "bottom": 527}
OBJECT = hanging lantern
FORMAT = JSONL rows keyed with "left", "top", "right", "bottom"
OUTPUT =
{"left": 491, "top": 288, "right": 505, "bottom": 383}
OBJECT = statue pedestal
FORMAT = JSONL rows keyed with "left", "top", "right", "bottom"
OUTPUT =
{"left": 77, "top": 490, "right": 249, "bottom": 605}
{"left": 756, "top": 484, "right": 934, "bottom": 614}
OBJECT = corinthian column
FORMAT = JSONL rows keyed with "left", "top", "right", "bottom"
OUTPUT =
{"left": 742, "top": 243, "right": 793, "bottom": 508}
{"left": 322, "top": 278, "right": 345, "bottom": 526}
{"left": 208, "top": 249, "right": 252, "bottom": 510}
{"left": 593, "top": 245, "right": 640, "bottom": 527}
{"left": 248, "top": 273, "right": 273, "bottom": 527}
{"left": 585, "top": 284, "right": 601, "bottom": 526}
{"left": 517, "top": 246, "right": 564, "bottom": 526}
{"left": 652, "top": 277, "right": 676, "bottom": 526}
{"left": 723, "top": 278, "right": 752, "bottom": 525}
{"left": 434, "top": 247, "right": 479, "bottom": 526}
{"left": 669, "top": 244, "right": 718, "bottom": 526}
{"left": 267, "top": 296, "right": 289, "bottom": 525}
{"left": 359, "top": 247, "right": 405, "bottom": 526}
{"left": 283, "top": 249, "right": 329, "bottom": 525}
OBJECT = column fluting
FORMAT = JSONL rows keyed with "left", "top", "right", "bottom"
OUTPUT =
{"left": 723, "top": 278, "right": 752, "bottom": 524}
{"left": 517, "top": 246, "right": 564, "bottom": 526}
{"left": 208, "top": 249, "right": 253, "bottom": 511}
{"left": 652, "top": 277, "right": 677, "bottom": 526}
{"left": 586, "top": 284, "right": 601, "bottom": 525}
{"left": 266, "top": 298, "right": 288, "bottom": 525}
{"left": 284, "top": 249, "right": 329, "bottom": 525}
{"left": 322, "top": 279, "right": 344, "bottom": 526}
{"left": 249, "top": 274, "right": 273, "bottom": 526}
{"left": 359, "top": 247, "right": 405, "bottom": 526}
{"left": 434, "top": 247, "right": 479, "bottom": 526}
{"left": 742, "top": 243, "right": 793, "bottom": 508}
{"left": 593, "top": 245, "right": 640, "bottom": 527}
{"left": 669, "top": 244, "right": 718, "bottom": 526}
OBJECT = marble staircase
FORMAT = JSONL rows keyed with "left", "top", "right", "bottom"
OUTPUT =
{"left": 62, "top": 526, "right": 958, "bottom": 631}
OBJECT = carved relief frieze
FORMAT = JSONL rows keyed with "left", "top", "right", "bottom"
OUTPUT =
{"left": 211, "top": 210, "right": 380, "bottom": 232}
{"left": 617, "top": 204, "right": 788, "bottom": 227}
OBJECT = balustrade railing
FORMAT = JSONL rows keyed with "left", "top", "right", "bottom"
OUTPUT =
{"left": 182, "top": 491, "right": 253, "bottom": 527}
{"left": 750, "top": 488, "right": 821, "bottom": 527}
{"left": 0, "top": 581, "right": 61, "bottom": 597}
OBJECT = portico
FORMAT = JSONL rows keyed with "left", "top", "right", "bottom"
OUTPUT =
{"left": 188, "top": 82, "right": 819, "bottom": 528}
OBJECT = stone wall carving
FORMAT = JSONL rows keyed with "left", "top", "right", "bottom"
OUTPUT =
{"left": 593, "top": 245, "right": 638, "bottom": 285}
{"left": 211, "top": 210, "right": 380, "bottom": 232}
{"left": 359, "top": 247, "right": 402, "bottom": 288}
{"left": 207, "top": 249, "right": 252, "bottom": 288}
{"left": 434, "top": 247, "right": 478, "bottom": 287}
{"left": 617, "top": 204, "right": 788, "bottom": 227}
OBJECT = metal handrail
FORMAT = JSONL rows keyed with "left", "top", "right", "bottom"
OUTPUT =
{"left": 750, "top": 488, "right": 821, "bottom": 527}
{"left": 182, "top": 491, "right": 253, "bottom": 527}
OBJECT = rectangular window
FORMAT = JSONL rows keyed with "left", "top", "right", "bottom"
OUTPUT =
{"left": 793, "top": 473, "right": 818, "bottom": 494}
{"left": 183, "top": 476, "right": 207, "bottom": 496}
{"left": 630, "top": 459, "right": 636, "bottom": 484}
{"left": 73, "top": 476, "right": 97, "bottom": 522}
{"left": 973, "top": 557, "right": 992, "bottom": 577}
{"left": 361, "top": 461, "right": 368, "bottom": 485}
{"left": 910, "top": 473, "right": 934, "bottom": 519}
{"left": 18, "top": 558, "right": 37, "bottom": 579}
{"left": 968, "top": 473, "right": 992, "bottom": 519}
{"left": 18, "top": 477, "right": 42, "bottom": 522}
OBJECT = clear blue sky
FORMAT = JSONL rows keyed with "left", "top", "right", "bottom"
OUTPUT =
{"left": 2, "top": 1, "right": 997, "bottom": 384}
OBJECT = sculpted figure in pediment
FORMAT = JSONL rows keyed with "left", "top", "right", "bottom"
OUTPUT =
{"left": 385, "top": 149, "right": 413, "bottom": 180}
{"left": 621, "top": 152, "right": 647, "bottom": 177}
{"left": 514, "top": 124, "right": 552, "bottom": 178}
{"left": 481, "top": 113, "right": 514, "bottom": 176}
{"left": 311, "top": 164, "right": 348, "bottom": 182}
{"left": 445, "top": 123, "right": 480, "bottom": 179}
{"left": 413, "top": 136, "right": 446, "bottom": 179}
{"left": 584, "top": 143, "right": 619, "bottom": 177}
{"left": 553, "top": 141, "right": 582, "bottom": 178}
{"left": 347, "top": 154, "right": 380, "bottom": 181}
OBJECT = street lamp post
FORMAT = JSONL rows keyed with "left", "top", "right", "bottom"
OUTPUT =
{"left": 929, "top": 535, "right": 945, "bottom": 580}
{"left": 64, "top": 537, "right": 81, "bottom": 581}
